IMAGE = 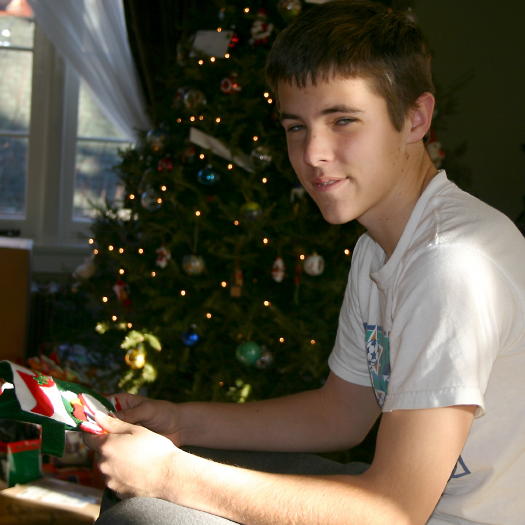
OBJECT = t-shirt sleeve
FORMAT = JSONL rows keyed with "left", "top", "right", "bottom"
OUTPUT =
{"left": 328, "top": 242, "right": 371, "bottom": 386}
{"left": 384, "top": 244, "right": 513, "bottom": 415}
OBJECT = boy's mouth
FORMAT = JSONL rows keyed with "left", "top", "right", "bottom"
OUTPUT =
{"left": 313, "top": 178, "right": 345, "bottom": 191}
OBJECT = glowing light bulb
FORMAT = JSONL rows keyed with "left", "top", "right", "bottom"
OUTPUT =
{"left": 199, "top": 153, "right": 206, "bottom": 160}
{"left": 129, "top": 193, "right": 135, "bottom": 200}
{"left": 261, "top": 177, "right": 268, "bottom": 184}
{"left": 180, "top": 290, "right": 186, "bottom": 296}
{"left": 119, "top": 247, "right": 124, "bottom": 254}
{"left": 344, "top": 248, "right": 351, "bottom": 256}
{"left": 262, "top": 237, "right": 269, "bottom": 245}
{"left": 210, "top": 56, "right": 216, "bottom": 63}
{"left": 215, "top": 117, "right": 222, "bottom": 123}
{"left": 206, "top": 312, "right": 212, "bottom": 319}
{"left": 263, "top": 300, "right": 271, "bottom": 307}
{"left": 108, "top": 245, "right": 114, "bottom": 251}
{"left": 217, "top": 27, "right": 222, "bottom": 32}
{"left": 161, "top": 185, "right": 167, "bottom": 192}
{"left": 198, "top": 59, "right": 204, "bottom": 66}
{"left": 279, "top": 337, "right": 285, "bottom": 343}
{"left": 151, "top": 271, "right": 156, "bottom": 277}
{"left": 224, "top": 53, "right": 230, "bottom": 59}
{"left": 221, "top": 281, "right": 228, "bottom": 288}
{"left": 227, "top": 163, "right": 233, "bottom": 170}
{"left": 299, "top": 254, "right": 305, "bottom": 260}
{"left": 233, "top": 219, "right": 240, "bottom": 226}
{"left": 138, "top": 248, "right": 144, "bottom": 254}
{"left": 195, "top": 210, "right": 202, "bottom": 217}
{"left": 102, "top": 296, "right": 108, "bottom": 303}
{"left": 310, "top": 339, "right": 317, "bottom": 345}
{"left": 119, "top": 268, "right": 125, "bottom": 275}
{"left": 127, "top": 322, "right": 133, "bottom": 329}
{"left": 252, "top": 135, "right": 259, "bottom": 142}
{"left": 88, "top": 238, "right": 94, "bottom": 245}
{"left": 112, "top": 315, "right": 118, "bottom": 321}
{"left": 93, "top": 249, "right": 99, "bottom": 255}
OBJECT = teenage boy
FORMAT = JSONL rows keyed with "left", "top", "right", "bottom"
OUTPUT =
{"left": 85, "top": 1, "right": 525, "bottom": 524}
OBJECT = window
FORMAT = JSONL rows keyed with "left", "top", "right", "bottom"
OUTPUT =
{"left": 0, "top": 0, "right": 129, "bottom": 272}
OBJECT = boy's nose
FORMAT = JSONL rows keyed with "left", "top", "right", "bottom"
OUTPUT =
{"left": 303, "top": 131, "right": 333, "bottom": 167}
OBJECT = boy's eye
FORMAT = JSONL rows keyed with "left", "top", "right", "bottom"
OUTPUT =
{"left": 335, "top": 118, "right": 356, "bottom": 126}
{"left": 285, "top": 123, "right": 304, "bottom": 133}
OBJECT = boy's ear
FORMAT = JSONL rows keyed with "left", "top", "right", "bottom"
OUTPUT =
{"left": 406, "top": 92, "right": 435, "bottom": 143}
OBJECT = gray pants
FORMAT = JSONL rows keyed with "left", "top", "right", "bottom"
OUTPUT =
{"left": 95, "top": 447, "right": 368, "bottom": 524}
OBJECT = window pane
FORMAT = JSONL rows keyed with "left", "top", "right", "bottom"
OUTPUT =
{"left": 77, "top": 80, "right": 123, "bottom": 139}
{"left": 74, "top": 80, "right": 128, "bottom": 220}
{"left": 0, "top": 48, "right": 32, "bottom": 131}
{"left": 0, "top": 5, "right": 34, "bottom": 48}
{"left": 0, "top": 136, "right": 27, "bottom": 217}
{"left": 73, "top": 141, "right": 125, "bottom": 220}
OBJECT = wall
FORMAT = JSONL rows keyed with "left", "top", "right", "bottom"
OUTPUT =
{"left": 414, "top": 0, "right": 525, "bottom": 221}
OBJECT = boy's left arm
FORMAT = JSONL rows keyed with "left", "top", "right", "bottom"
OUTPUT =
{"left": 89, "top": 404, "right": 475, "bottom": 525}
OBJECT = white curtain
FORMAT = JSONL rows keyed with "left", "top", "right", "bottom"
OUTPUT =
{"left": 28, "top": 0, "right": 151, "bottom": 141}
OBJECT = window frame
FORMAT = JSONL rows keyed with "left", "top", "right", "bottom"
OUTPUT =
{"left": 0, "top": 21, "right": 128, "bottom": 273}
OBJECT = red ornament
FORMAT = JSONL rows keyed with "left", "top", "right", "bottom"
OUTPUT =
{"left": 113, "top": 279, "right": 132, "bottom": 306}
{"left": 157, "top": 156, "right": 174, "bottom": 172}
{"left": 220, "top": 74, "right": 242, "bottom": 94}
{"left": 228, "top": 32, "right": 240, "bottom": 49}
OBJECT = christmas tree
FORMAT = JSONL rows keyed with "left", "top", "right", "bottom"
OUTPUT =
{"left": 76, "top": 1, "right": 363, "bottom": 403}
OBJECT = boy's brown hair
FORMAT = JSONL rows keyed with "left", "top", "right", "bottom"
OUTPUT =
{"left": 266, "top": 0, "right": 434, "bottom": 131}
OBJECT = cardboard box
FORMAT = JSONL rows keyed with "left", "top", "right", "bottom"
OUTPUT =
{"left": 0, "top": 476, "right": 102, "bottom": 524}
{"left": 0, "top": 237, "right": 32, "bottom": 362}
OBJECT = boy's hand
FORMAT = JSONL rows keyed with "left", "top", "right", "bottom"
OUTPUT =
{"left": 84, "top": 411, "right": 179, "bottom": 499}
{"left": 110, "top": 392, "right": 185, "bottom": 446}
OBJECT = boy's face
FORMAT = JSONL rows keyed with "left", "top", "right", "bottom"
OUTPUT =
{"left": 278, "top": 76, "right": 413, "bottom": 227}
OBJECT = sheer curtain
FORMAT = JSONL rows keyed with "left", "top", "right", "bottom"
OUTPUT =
{"left": 28, "top": 0, "right": 151, "bottom": 141}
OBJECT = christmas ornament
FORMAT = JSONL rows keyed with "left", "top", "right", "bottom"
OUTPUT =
{"left": 241, "top": 201, "right": 262, "bottom": 220}
{"left": 0, "top": 361, "right": 117, "bottom": 457}
{"left": 124, "top": 348, "right": 146, "bottom": 370}
{"left": 140, "top": 187, "right": 162, "bottom": 211}
{"left": 236, "top": 341, "right": 263, "bottom": 366}
{"left": 181, "top": 326, "right": 201, "bottom": 347}
{"left": 220, "top": 74, "right": 242, "bottom": 94}
{"left": 256, "top": 348, "right": 274, "bottom": 369}
{"left": 278, "top": 0, "right": 302, "bottom": 20}
{"left": 230, "top": 266, "right": 244, "bottom": 297}
{"left": 304, "top": 253, "right": 325, "bottom": 276}
{"left": 183, "top": 88, "right": 207, "bottom": 110}
{"left": 182, "top": 254, "right": 205, "bottom": 275}
{"left": 271, "top": 257, "right": 285, "bottom": 282}
{"left": 146, "top": 128, "right": 167, "bottom": 152}
{"left": 113, "top": 279, "right": 131, "bottom": 306}
{"left": 426, "top": 129, "right": 445, "bottom": 168}
{"left": 182, "top": 145, "right": 197, "bottom": 164}
{"left": 157, "top": 156, "right": 174, "bottom": 172}
{"left": 290, "top": 184, "right": 306, "bottom": 202}
{"left": 228, "top": 32, "right": 240, "bottom": 49}
{"left": 250, "top": 8, "right": 275, "bottom": 45}
{"left": 73, "top": 254, "right": 96, "bottom": 280}
{"left": 250, "top": 145, "right": 272, "bottom": 169}
{"left": 155, "top": 246, "right": 172, "bottom": 268}
{"left": 197, "top": 166, "right": 221, "bottom": 186}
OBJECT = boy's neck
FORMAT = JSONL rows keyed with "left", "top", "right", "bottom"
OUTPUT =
{"left": 364, "top": 148, "right": 437, "bottom": 259}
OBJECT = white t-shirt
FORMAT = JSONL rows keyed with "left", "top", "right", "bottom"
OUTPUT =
{"left": 328, "top": 171, "right": 525, "bottom": 524}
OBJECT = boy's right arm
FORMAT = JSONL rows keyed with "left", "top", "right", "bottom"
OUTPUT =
{"left": 115, "top": 372, "right": 380, "bottom": 453}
